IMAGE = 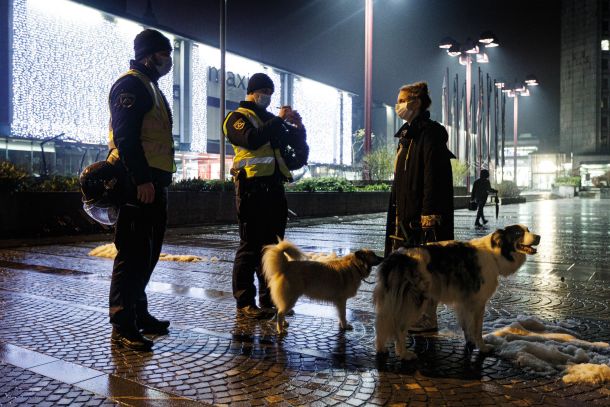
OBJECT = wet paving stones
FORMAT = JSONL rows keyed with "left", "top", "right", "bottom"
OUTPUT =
{"left": 1, "top": 198, "right": 610, "bottom": 405}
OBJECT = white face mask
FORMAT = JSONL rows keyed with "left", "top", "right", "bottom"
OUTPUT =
{"left": 254, "top": 93, "right": 272, "bottom": 109}
{"left": 395, "top": 102, "right": 409, "bottom": 120}
{"left": 154, "top": 56, "right": 172, "bottom": 77}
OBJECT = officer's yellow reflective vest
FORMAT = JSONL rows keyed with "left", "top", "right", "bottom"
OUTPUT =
{"left": 223, "top": 107, "right": 291, "bottom": 179}
{"left": 108, "top": 69, "right": 176, "bottom": 173}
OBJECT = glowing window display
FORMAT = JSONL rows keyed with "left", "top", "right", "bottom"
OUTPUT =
{"left": 11, "top": 0, "right": 172, "bottom": 144}
{"left": 293, "top": 77, "right": 352, "bottom": 165}
{"left": 10, "top": 0, "right": 354, "bottom": 165}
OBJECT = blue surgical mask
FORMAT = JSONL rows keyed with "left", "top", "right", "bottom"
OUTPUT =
{"left": 254, "top": 93, "right": 271, "bottom": 109}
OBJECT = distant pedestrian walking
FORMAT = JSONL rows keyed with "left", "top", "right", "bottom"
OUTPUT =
{"left": 470, "top": 169, "right": 497, "bottom": 227}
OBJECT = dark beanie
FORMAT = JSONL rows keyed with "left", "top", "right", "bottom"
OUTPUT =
{"left": 134, "top": 29, "right": 172, "bottom": 61}
{"left": 247, "top": 73, "right": 274, "bottom": 94}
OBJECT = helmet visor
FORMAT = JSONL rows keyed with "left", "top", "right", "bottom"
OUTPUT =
{"left": 83, "top": 203, "right": 118, "bottom": 226}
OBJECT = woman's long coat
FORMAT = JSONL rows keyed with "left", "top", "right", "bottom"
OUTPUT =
{"left": 384, "top": 111, "right": 455, "bottom": 256}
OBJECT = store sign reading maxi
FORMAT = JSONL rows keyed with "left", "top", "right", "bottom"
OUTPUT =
{"left": 207, "top": 67, "right": 249, "bottom": 90}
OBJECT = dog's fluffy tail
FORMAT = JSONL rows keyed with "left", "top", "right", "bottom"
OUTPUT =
{"left": 374, "top": 251, "right": 428, "bottom": 348}
{"left": 262, "top": 240, "right": 306, "bottom": 282}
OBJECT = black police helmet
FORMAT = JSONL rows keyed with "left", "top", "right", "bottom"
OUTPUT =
{"left": 80, "top": 161, "right": 124, "bottom": 207}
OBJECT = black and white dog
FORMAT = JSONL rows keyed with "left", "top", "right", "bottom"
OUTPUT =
{"left": 374, "top": 225, "right": 540, "bottom": 360}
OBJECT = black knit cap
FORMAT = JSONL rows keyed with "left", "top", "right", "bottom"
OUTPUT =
{"left": 134, "top": 29, "right": 172, "bottom": 61}
{"left": 247, "top": 73, "right": 275, "bottom": 94}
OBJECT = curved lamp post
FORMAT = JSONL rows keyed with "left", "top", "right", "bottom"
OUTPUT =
{"left": 497, "top": 75, "right": 539, "bottom": 185}
{"left": 439, "top": 31, "right": 499, "bottom": 190}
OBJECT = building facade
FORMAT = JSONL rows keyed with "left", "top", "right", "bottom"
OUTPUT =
{"left": 560, "top": 0, "right": 610, "bottom": 158}
{"left": 0, "top": 0, "right": 399, "bottom": 180}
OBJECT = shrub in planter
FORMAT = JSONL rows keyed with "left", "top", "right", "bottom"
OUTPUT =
{"left": 170, "top": 178, "right": 234, "bottom": 192}
{"left": 357, "top": 183, "right": 391, "bottom": 192}
{"left": 554, "top": 176, "right": 581, "bottom": 187}
{"left": 288, "top": 177, "right": 357, "bottom": 192}
{"left": 362, "top": 148, "right": 394, "bottom": 181}
{"left": 451, "top": 159, "right": 468, "bottom": 187}
{"left": 0, "top": 161, "right": 29, "bottom": 193}
{"left": 494, "top": 180, "right": 520, "bottom": 198}
{"left": 28, "top": 176, "right": 80, "bottom": 192}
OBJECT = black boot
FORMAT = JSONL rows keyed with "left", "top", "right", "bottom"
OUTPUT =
{"left": 111, "top": 327, "right": 153, "bottom": 351}
{"left": 137, "top": 314, "right": 170, "bottom": 335}
{"left": 237, "top": 304, "right": 274, "bottom": 320}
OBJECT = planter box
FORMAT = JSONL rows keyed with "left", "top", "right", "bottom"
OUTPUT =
{"left": 552, "top": 185, "right": 576, "bottom": 198}
{"left": 499, "top": 196, "right": 526, "bottom": 205}
{"left": 0, "top": 190, "right": 527, "bottom": 238}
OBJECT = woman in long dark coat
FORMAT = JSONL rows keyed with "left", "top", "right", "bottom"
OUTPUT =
{"left": 384, "top": 81, "right": 455, "bottom": 331}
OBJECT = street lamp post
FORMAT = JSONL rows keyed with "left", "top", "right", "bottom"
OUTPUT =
{"left": 363, "top": 0, "right": 373, "bottom": 179}
{"left": 219, "top": 0, "right": 227, "bottom": 182}
{"left": 498, "top": 75, "right": 538, "bottom": 185}
{"left": 439, "top": 31, "right": 499, "bottom": 191}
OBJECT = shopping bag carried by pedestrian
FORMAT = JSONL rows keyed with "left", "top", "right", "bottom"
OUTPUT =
{"left": 468, "top": 200, "right": 477, "bottom": 211}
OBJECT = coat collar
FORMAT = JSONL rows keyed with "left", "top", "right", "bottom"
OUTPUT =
{"left": 395, "top": 110, "right": 431, "bottom": 139}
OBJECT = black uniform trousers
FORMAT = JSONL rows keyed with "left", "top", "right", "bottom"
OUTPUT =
{"left": 109, "top": 186, "right": 168, "bottom": 330}
{"left": 233, "top": 180, "right": 287, "bottom": 309}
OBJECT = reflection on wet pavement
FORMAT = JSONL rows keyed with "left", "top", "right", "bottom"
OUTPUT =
{"left": 0, "top": 197, "right": 609, "bottom": 405}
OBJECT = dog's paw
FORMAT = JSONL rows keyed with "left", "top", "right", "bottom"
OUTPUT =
{"left": 340, "top": 322, "right": 354, "bottom": 331}
{"left": 398, "top": 350, "right": 417, "bottom": 361}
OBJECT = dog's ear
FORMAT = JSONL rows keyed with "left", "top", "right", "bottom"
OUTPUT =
{"left": 354, "top": 250, "right": 367, "bottom": 262}
{"left": 491, "top": 229, "right": 504, "bottom": 249}
{"left": 491, "top": 228, "right": 514, "bottom": 261}
{"left": 355, "top": 250, "right": 382, "bottom": 265}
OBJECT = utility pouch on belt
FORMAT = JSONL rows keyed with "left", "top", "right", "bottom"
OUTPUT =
{"left": 231, "top": 168, "right": 246, "bottom": 197}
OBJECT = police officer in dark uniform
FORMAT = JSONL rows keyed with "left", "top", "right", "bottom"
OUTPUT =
{"left": 107, "top": 29, "right": 175, "bottom": 351}
{"left": 223, "top": 73, "right": 309, "bottom": 319}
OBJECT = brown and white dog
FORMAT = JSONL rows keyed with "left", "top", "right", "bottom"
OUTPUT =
{"left": 262, "top": 240, "right": 383, "bottom": 334}
{"left": 374, "top": 225, "right": 540, "bottom": 360}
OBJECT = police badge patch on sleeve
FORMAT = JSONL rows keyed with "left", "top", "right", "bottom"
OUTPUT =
{"left": 119, "top": 93, "right": 136, "bottom": 108}
{"left": 233, "top": 118, "right": 246, "bottom": 130}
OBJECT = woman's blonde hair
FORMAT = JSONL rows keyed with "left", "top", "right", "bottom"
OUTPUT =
{"left": 399, "top": 81, "right": 431, "bottom": 111}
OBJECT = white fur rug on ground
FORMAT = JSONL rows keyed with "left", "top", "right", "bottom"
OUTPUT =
{"left": 88, "top": 243, "right": 211, "bottom": 262}
{"left": 481, "top": 315, "right": 610, "bottom": 385}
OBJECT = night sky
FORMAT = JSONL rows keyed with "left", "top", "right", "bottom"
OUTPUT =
{"left": 91, "top": 0, "right": 561, "bottom": 149}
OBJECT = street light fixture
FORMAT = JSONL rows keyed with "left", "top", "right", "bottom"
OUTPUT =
{"left": 439, "top": 31, "right": 499, "bottom": 190}
{"left": 497, "top": 75, "right": 539, "bottom": 185}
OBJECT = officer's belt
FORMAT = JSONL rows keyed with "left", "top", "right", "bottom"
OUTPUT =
{"left": 239, "top": 177, "right": 284, "bottom": 193}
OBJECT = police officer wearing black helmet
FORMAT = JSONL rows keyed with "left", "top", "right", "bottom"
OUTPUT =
{"left": 106, "top": 29, "right": 175, "bottom": 351}
{"left": 224, "top": 73, "right": 309, "bottom": 319}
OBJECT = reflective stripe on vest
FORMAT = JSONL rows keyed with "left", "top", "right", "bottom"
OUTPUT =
{"left": 108, "top": 69, "right": 176, "bottom": 173}
{"left": 223, "top": 107, "right": 292, "bottom": 179}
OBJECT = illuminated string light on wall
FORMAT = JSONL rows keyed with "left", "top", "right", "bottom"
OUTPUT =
{"left": 342, "top": 93, "right": 353, "bottom": 165}
{"left": 11, "top": 0, "right": 173, "bottom": 144}
{"left": 191, "top": 43, "right": 209, "bottom": 152}
{"left": 293, "top": 77, "right": 346, "bottom": 164}
{"left": 10, "top": 0, "right": 353, "bottom": 166}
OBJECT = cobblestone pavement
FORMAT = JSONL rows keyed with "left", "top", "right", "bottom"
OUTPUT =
{"left": 1, "top": 198, "right": 609, "bottom": 406}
